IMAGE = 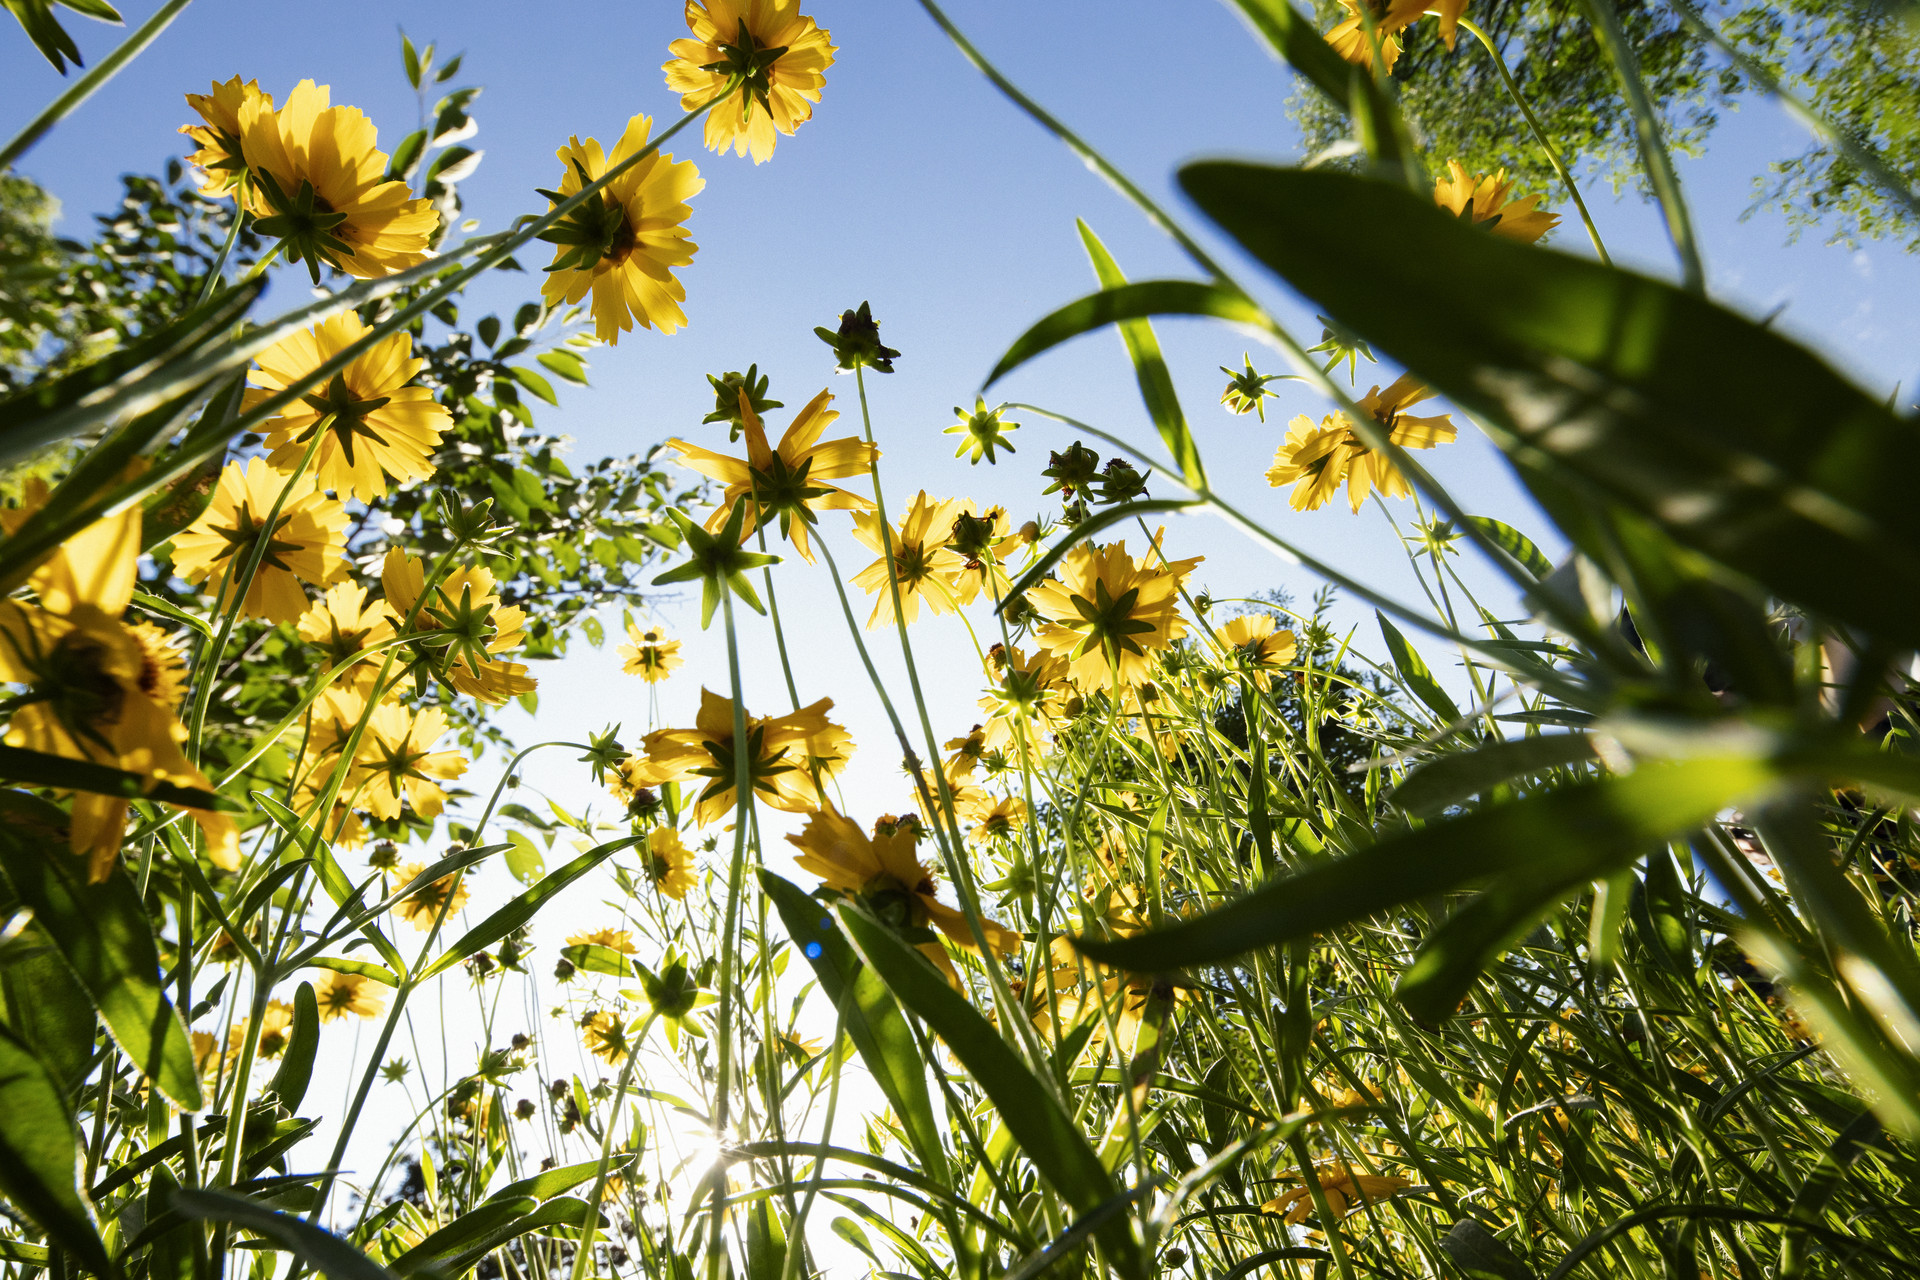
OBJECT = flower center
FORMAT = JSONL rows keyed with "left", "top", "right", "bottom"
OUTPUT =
{"left": 298, "top": 373, "right": 394, "bottom": 467}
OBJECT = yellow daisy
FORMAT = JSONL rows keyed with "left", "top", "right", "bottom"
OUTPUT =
{"left": 668, "top": 388, "right": 875, "bottom": 563}
{"left": 231, "top": 999, "right": 296, "bottom": 1061}
{"left": 568, "top": 926, "right": 638, "bottom": 954}
{"left": 849, "top": 491, "right": 970, "bottom": 628}
{"left": 391, "top": 861, "right": 472, "bottom": 931}
{"left": 1266, "top": 416, "right": 1357, "bottom": 512}
{"left": 618, "top": 623, "right": 683, "bottom": 683}
{"left": 1216, "top": 614, "right": 1298, "bottom": 687}
{"left": 632, "top": 687, "right": 851, "bottom": 826}
{"left": 248, "top": 314, "right": 451, "bottom": 501}
{"left": 663, "top": 0, "right": 838, "bottom": 164}
{"left": 238, "top": 79, "right": 439, "bottom": 280}
{"left": 296, "top": 583, "right": 397, "bottom": 687}
{"left": 1267, "top": 376, "right": 1456, "bottom": 513}
{"left": 581, "top": 1009, "right": 634, "bottom": 1065}
{"left": 381, "top": 550, "right": 536, "bottom": 705}
{"left": 170, "top": 457, "right": 348, "bottom": 623}
{"left": 648, "top": 826, "right": 699, "bottom": 900}
{"left": 1433, "top": 160, "right": 1560, "bottom": 243}
{"left": 977, "top": 644, "right": 1069, "bottom": 761}
{"left": 180, "top": 76, "right": 271, "bottom": 197}
{"left": 962, "top": 792, "right": 1028, "bottom": 847}
{"left": 1028, "top": 539, "right": 1200, "bottom": 692}
{"left": 312, "top": 969, "right": 387, "bottom": 1022}
{"left": 353, "top": 703, "right": 468, "bottom": 822}
{"left": 538, "top": 114, "right": 702, "bottom": 344}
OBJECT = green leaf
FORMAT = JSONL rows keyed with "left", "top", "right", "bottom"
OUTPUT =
{"left": 0, "top": 743, "right": 236, "bottom": 811}
{"left": 1179, "top": 163, "right": 1920, "bottom": 651}
{"left": 504, "top": 830, "right": 545, "bottom": 885}
{"left": 486, "top": 1154, "right": 633, "bottom": 1205}
{"left": 1377, "top": 612, "right": 1462, "bottom": 725}
{"left": 421, "top": 835, "right": 642, "bottom": 981}
{"left": 268, "top": 981, "right": 319, "bottom": 1113}
{"left": 0, "top": 791, "right": 202, "bottom": 1109}
{"left": 302, "top": 957, "right": 397, "bottom": 987}
{"left": 387, "top": 129, "right": 426, "bottom": 183}
{"left": 401, "top": 30, "right": 421, "bottom": 87}
{"left": 1439, "top": 1219, "right": 1537, "bottom": 1280}
{"left": 1389, "top": 733, "right": 1597, "bottom": 818}
{"left": 559, "top": 943, "right": 635, "bottom": 978}
{"left": 985, "top": 280, "right": 1266, "bottom": 389}
{"left": 1467, "top": 516, "right": 1553, "bottom": 581}
{"left": 834, "top": 903, "right": 1146, "bottom": 1280}
{"left": 387, "top": 1197, "right": 595, "bottom": 1278}
{"left": 1077, "top": 756, "right": 1783, "bottom": 975}
{"left": 537, "top": 350, "right": 589, "bottom": 385}
{"left": 1631, "top": 847, "right": 1694, "bottom": 973}
{"left": 0, "top": 919, "right": 96, "bottom": 1093}
{"left": 170, "top": 1186, "right": 397, "bottom": 1280}
{"left": 1077, "top": 222, "right": 1206, "bottom": 490}
{"left": 0, "top": 1026, "right": 112, "bottom": 1276}
{"left": 761, "top": 873, "right": 949, "bottom": 1184}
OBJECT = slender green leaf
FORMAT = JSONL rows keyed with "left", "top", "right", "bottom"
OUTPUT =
{"left": 0, "top": 1026, "right": 112, "bottom": 1276}
{"left": 1078, "top": 223, "right": 1206, "bottom": 489}
{"left": 0, "top": 744, "right": 235, "bottom": 811}
{"left": 1079, "top": 756, "right": 1782, "bottom": 973}
{"left": 1389, "top": 733, "right": 1597, "bottom": 817}
{"left": 421, "top": 836, "right": 642, "bottom": 980}
{"left": 268, "top": 981, "right": 319, "bottom": 1113}
{"left": 835, "top": 904, "right": 1145, "bottom": 1279}
{"left": 1467, "top": 516, "right": 1553, "bottom": 581}
{"left": 985, "top": 281, "right": 1266, "bottom": 389}
{"left": 1377, "top": 612, "right": 1462, "bottom": 724}
{"left": 486, "top": 1154, "right": 633, "bottom": 1206}
{"left": 0, "top": 791, "right": 202, "bottom": 1108}
{"left": 1178, "top": 163, "right": 1920, "bottom": 650}
{"left": 170, "top": 1186, "right": 396, "bottom": 1280}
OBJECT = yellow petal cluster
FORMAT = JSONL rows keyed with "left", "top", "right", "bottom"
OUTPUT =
{"left": 627, "top": 687, "right": 850, "bottom": 827}
{"left": 1266, "top": 375, "right": 1457, "bottom": 513}
{"left": 663, "top": 0, "right": 838, "bottom": 164}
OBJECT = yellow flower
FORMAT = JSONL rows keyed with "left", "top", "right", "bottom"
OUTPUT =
{"left": 231, "top": 999, "right": 296, "bottom": 1061}
{"left": 0, "top": 488, "right": 235, "bottom": 878}
{"left": 170, "top": 458, "right": 348, "bottom": 623}
{"left": 978, "top": 644, "right": 1069, "bottom": 760}
{"left": 180, "top": 76, "right": 271, "bottom": 197}
{"left": 1262, "top": 1167, "right": 1410, "bottom": 1224}
{"left": 633, "top": 687, "right": 850, "bottom": 826}
{"left": 238, "top": 80, "right": 439, "bottom": 280}
{"left": 663, "top": 0, "right": 838, "bottom": 164}
{"left": 312, "top": 969, "right": 387, "bottom": 1022}
{"left": 668, "top": 388, "right": 875, "bottom": 563}
{"left": 1433, "top": 160, "right": 1560, "bottom": 243}
{"left": 1216, "top": 614, "right": 1297, "bottom": 687}
{"left": 191, "top": 1031, "right": 221, "bottom": 1079}
{"left": 568, "top": 927, "right": 638, "bottom": 954}
{"left": 618, "top": 624, "right": 683, "bottom": 683}
{"left": 849, "top": 491, "right": 970, "bottom": 628}
{"left": 787, "top": 806, "right": 1019, "bottom": 967}
{"left": 538, "top": 115, "right": 702, "bottom": 344}
{"left": 1027, "top": 540, "right": 1199, "bottom": 692}
{"left": 381, "top": 550, "right": 536, "bottom": 705}
{"left": 581, "top": 1009, "right": 634, "bottom": 1065}
{"left": 390, "top": 861, "right": 472, "bottom": 931}
{"left": 353, "top": 703, "right": 468, "bottom": 821}
{"left": 296, "top": 583, "right": 396, "bottom": 691}
{"left": 248, "top": 314, "right": 451, "bottom": 501}
{"left": 647, "top": 826, "right": 698, "bottom": 900}
{"left": 962, "top": 792, "right": 1027, "bottom": 847}
{"left": 1266, "top": 375, "right": 1456, "bottom": 513}
{"left": 943, "top": 726, "right": 987, "bottom": 782}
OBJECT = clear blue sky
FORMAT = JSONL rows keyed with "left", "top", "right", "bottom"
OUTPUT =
{"left": 8, "top": 0, "right": 1920, "bottom": 1207}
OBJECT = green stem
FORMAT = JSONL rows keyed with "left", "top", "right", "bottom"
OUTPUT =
{"left": 569, "top": 1013, "right": 658, "bottom": 1280}
{"left": 1457, "top": 17, "right": 1612, "bottom": 266}
{"left": 0, "top": 0, "right": 194, "bottom": 173}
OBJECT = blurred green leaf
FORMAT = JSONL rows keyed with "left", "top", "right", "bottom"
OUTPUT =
{"left": 1389, "top": 733, "right": 1597, "bottom": 818}
{"left": 1179, "top": 163, "right": 1920, "bottom": 650}
{"left": 504, "top": 830, "right": 545, "bottom": 885}
{"left": 0, "top": 791, "right": 202, "bottom": 1109}
{"left": 388, "top": 1196, "right": 595, "bottom": 1278}
{"left": 1467, "top": 516, "right": 1553, "bottom": 581}
{"left": 0, "top": 743, "right": 235, "bottom": 811}
{"left": 171, "top": 1186, "right": 397, "bottom": 1280}
{"left": 3, "top": 0, "right": 122, "bottom": 75}
{"left": 0, "top": 1026, "right": 111, "bottom": 1275}
{"left": 985, "top": 280, "right": 1265, "bottom": 390}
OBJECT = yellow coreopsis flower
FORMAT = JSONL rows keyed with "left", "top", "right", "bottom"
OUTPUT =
{"left": 618, "top": 623, "right": 683, "bottom": 683}
{"left": 962, "top": 792, "right": 1027, "bottom": 847}
{"left": 1262, "top": 1167, "right": 1411, "bottom": 1224}
{"left": 849, "top": 491, "right": 970, "bottom": 628}
{"left": 663, "top": 0, "right": 838, "bottom": 164}
{"left": 296, "top": 583, "right": 396, "bottom": 691}
{"left": 1216, "top": 613, "right": 1298, "bottom": 687}
{"left": 647, "top": 826, "right": 699, "bottom": 899}
{"left": 1327, "top": 0, "right": 1467, "bottom": 68}
{"left": 978, "top": 644, "right": 1069, "bottom": 760}
{"left": 238, "top": 80, "right": 439, "bottom": 280}
{"left": 668, "top": 388, "right": 876, "bottom": 563}
{"left": 312, "top": 969, "right": 387, "bottom": 1022}
{"left": 1028, "top": 540, "right": 1199, "bottom": 692}
{"left": 581, "top": 1010, "right": 634, "bottom": 1065}
{"left": 180, "top": 76, "right": 271, "bottom": 197}
{"left": 354, "top": 703, "right": 468, "bottom": 821}
{"left": 787, "top": 806, "right": 1019, "bottom": 970}
{"left": 633, "top": 688, "right": 851, "bottom": 826}
{"left": 1433, "top": 161, "right": 1560, "bottom": 243}
{"left": 170, "top": 457, "right": 348, "bottom": 623}
{"left": 538, "top": 115, "right": 702, "bottom": 344}
{"left": 231, "top": 999, "right": 297, "bottom": 1061}
{"left": 568, "top": 926, "right": 638, "bottom": 954}
{"left": 381, "top": 550, "right": 536, "bottom": 705}
{"left": 0, "top": 485, "right": 236, "bottom": 878}
{"left": 1267, "top": 375, "right": 1456, "bottom": 513}
{"left": 248, "top": 314, "right": 451, "bottom": 501}
{"left": 391, "top": 861, "right": 472, "bottom": 931}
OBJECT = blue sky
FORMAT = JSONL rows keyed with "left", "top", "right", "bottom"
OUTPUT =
{"left": 9, "top": 0, "right": 1920, "bottom": 1207}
